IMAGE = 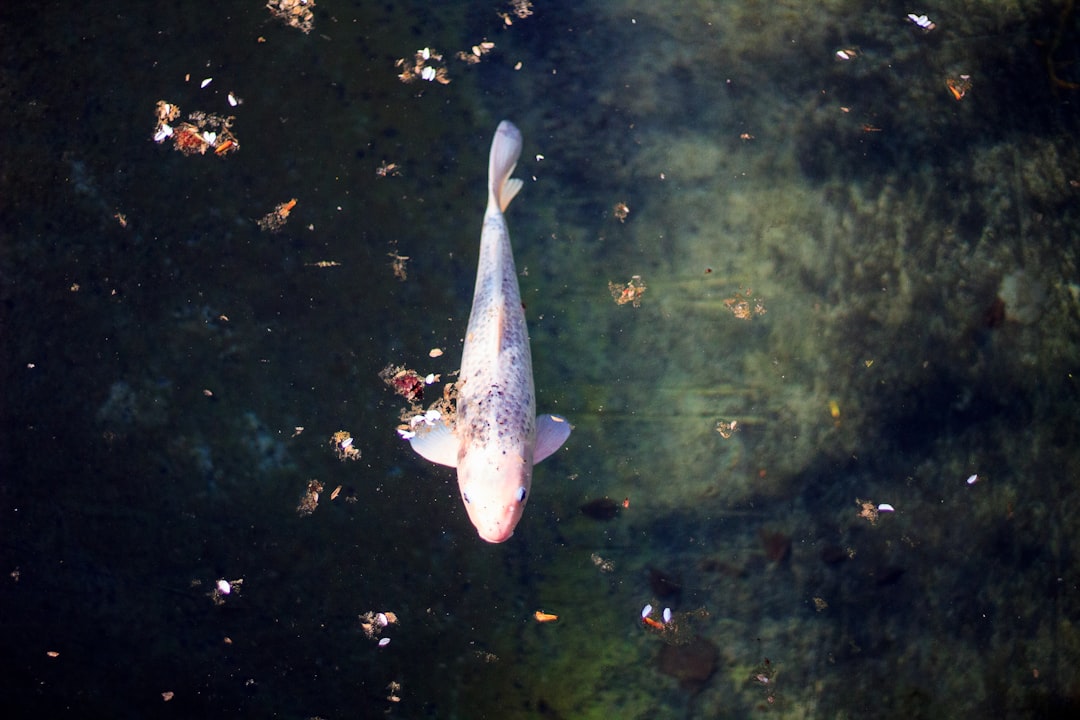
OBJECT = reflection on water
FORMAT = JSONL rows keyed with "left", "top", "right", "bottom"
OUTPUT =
{"left": 2, "top": 0, "right": 1079, "bottom": 717}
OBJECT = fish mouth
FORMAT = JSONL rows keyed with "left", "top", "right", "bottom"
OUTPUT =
{"left": 476, "top": 526, "right": 514, "bottom": 544}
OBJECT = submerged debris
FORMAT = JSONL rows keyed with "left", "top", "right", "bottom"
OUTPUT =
{"left": 609, "top": 275, "right": 647, "bottom": 307}
{"left": 382, "top": 362, "right": 458, "bottom": 440}
{"left": 723, "top": 287, "right": 766, "bottom": 320}
{"left": 643, "top": 604, "right": 711, "bottom": 646}
{"left": 207, "top": 577, "right": 244, "bottom": 606}
{"left": 380, "top": 365, "right": 426, "bottom": 403}
{"left": 257, "top": 198, "right": 297, "bottom": 232}
{"left": 946, "top": 74, "right": 973, "bottom": 101}
{"left": 359, "top": 610, "right": 399, "bottom": 641}
{"left": 152, "top": 101, "right": 179, "bottom": 140}
{"left": 715, "top": 419, "right": 739, "bottom": 438}
{"left": 152, "top": 101, "right": 238, "bottom": 156}
{"left": 856, "top": 497, "right": 879, "bottom": 524}
{"left": 266, "top": 0, "right": 315, "bottom": 34}
{"left": 997, "top": 269, "right": 1046, "bottom": 324}
{"left": 749, "top": 656, "right": 777, "bottom": 705}
{"left": 330, "top": 431, "right": 361, "bottom": 461}
{"left": 906, "top": 12, "right": 936, "bottom": 32}
{"left": 296, "top": 479, "right": 324, "bottom": 516}
{"left": 396, "top": 47, "right": 450, "bottom": 84}
{"left": 456, "top": 41, "right": 495, "bottom": 65}
{"left": 658, "top": 634, "right": 718, "bottom": 693}
{"left": 388, "top": 252, "right": 409, "bottom": 280}
{"left": 759, "top": 527, "right": 792, "bottom": 563}
{"left": 499, "top": 0, "right": 534, "bottom": 25}
{"left": 376, "top": 161, "right": 400, "bottom": 177}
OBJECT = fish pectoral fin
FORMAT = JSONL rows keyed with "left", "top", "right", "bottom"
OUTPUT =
{"left": 480, "top": 303, "right": 507, "bottom": 357}
{"left": 408, "top": 419, "right": 460, "bottom": 467}
{"left": 533, "top": 414, "right": 572, "bottom": 464}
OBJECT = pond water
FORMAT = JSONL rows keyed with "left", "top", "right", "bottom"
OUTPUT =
{"left": 2, "top": 1, "right": 1079, "bottom": 717}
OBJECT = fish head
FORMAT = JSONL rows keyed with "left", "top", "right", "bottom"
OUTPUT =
{"left": 456, "top": 445, "right": 533, "bottom": 543}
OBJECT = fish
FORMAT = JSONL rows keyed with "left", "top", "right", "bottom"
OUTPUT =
{"left": 407, "top": 120, "right": 571, "bottom": 543}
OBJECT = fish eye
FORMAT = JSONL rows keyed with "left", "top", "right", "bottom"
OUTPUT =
{"left": 515, "top": 486, "right": 527, "bottom": 503}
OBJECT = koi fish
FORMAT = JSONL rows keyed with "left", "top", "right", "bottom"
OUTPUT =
{"left": 407, "top": 120, "right": 571, "bottom": 542}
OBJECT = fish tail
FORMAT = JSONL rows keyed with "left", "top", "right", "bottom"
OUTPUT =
{"left": 489, "top": 120, "right": 524, "bottom": 213}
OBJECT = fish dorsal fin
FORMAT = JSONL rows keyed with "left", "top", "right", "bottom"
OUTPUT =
{"left": 534, "top": 414, "right": 572, "bottom": 464}
{"left": 408, "top": 419, "right": 459, "bottom": 467}
{"left": 494, "top": 302, "right": 506, "bottom": 355}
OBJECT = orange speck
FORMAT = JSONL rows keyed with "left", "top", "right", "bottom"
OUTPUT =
{"left": 214, "top": 139, "right": 234, "bottom": 155}
{"left": 534, "top": 610, "right": 558, "bottom": 623}
{"left": 278, "top": 198, "right": 297, "bottom": 217}
{"left": 622, "top": 497, "right": 630, "bottom": 509}
{"left": 642, "top": 616, "right": 664, "bottom": 630}
{"left": 945, "top": 77, "right": 973, "bottom": 101}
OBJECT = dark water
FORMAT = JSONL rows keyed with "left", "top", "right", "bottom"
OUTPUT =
{"left": 3, "top": 1, "right": 1080, "bottom": 717}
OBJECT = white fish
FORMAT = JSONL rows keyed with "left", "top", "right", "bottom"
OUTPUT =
{"left": 408, "top": 120, "right": 571, "bottom": 542}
